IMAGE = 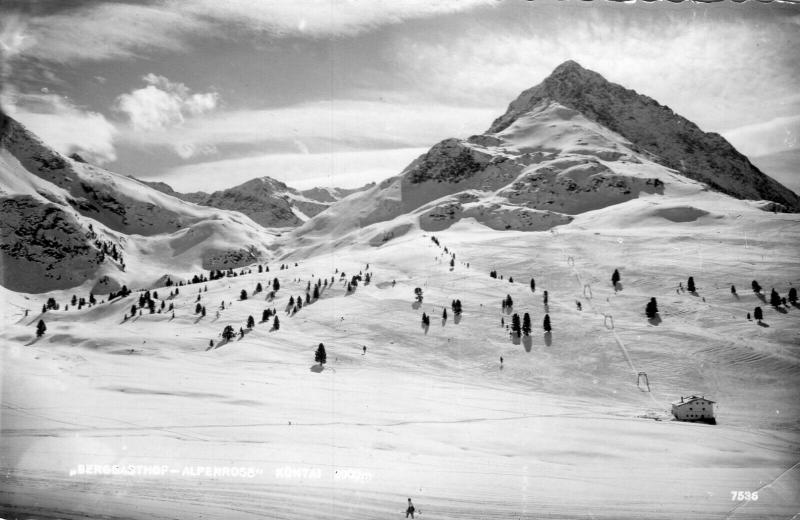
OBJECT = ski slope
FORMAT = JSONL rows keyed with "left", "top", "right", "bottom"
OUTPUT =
{"left": 2, "top": 194, "right": 799, "bottom": 519}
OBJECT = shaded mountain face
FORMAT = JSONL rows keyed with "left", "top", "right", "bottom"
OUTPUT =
{"left": 0, "top": 110, "right": 276, "bottom": 293}
{"left": 488, "top": 60, "right": 799, "bottom": 211}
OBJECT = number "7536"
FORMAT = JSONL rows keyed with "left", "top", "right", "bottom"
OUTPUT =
{"left": 731, "top": 491, "right": 758, "bottom": 501}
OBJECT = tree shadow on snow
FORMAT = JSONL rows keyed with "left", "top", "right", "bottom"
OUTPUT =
{"left": 511, "top": 333, "right": 521, "bottom": 346}
{"left": 690, "top": 291, "right": 699, "bottom": 297}
{"left": 757, "top": 321, "right": 770, "bottom": 328}
{"left": 523, "top": 335, "right": 532, "bottom": 352}
{"left": 544, "top": 331, "right": 552, "bottom": 346}
{"left": 755, "top": 292, "right": 766, "bottom": 303}
{"left": 422, "top": 323, "right": 430, "bottom": 335}
{"left": 24, "top": 336, "right": 41, "bottom": 346}
{"left": 441, "top": 318, "right": 446, "bottom": 327}
{"left": 774, "top": 307, "right": 788, "bottom": 314}
{"left": 648, "top": 314, "right": 662, "bottom": 326}
{"left": 411, "top": 301, "right": 421, "bottom": 310}
{"left": 310, "top": 364, "right": 324, "bottom": 373}
{"left": 454, "top": 314, "right": 461, "bottom": 325}
{"left": 614, "top": 282, "right": 623, "bottom": 292}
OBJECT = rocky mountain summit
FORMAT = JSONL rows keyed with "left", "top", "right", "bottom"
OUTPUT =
{"left": 488, "top": 60, "right": 799, "bottom": 211}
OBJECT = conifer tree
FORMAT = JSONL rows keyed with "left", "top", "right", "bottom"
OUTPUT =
{"left": 313, "top": 286, "right": 320, "bottom": 299}
{"left": 273, "top": 278, "right": 280, "bottom": 292}
{"left": 262, "top": 309, "right": 270, "bottom": 321}
{"left": 645, "top": 297, "right": 658, "bottom": 319}
{"left": 414, "top": 288, "right": 423, "bottom": 302}
{"left": 530, "top": 278, "right": 535, "bottom": 292}
{"left": 543, "top": 314, "right": 551, "bottom": 332}
{"left": 442, "top": 308, "right": 448, "bottom": 320}
{"left": 315, "top": 343, "right": 327, "bottom": 365}
{"left": 201, "top": 306, "right": 206, "bottom": 317}
{"left": 789, "top": 287, "right": 798, "bottom": 304}
{"left": 731, "top": 285, "right": 736, "bottom": 295}
{"left": 612, "top": 269, "right": 620, "bottom": 287}
{"left": 543, "top": 291, "right": 548, "bottom": 305}
{"left": 36, "top": 319, "right": 46, "bottom": 337}
{"left": 511, "top": 313, "right": 521, "bottom": 336}
{"left": 751, "top": 280, "right": 761, "bottom": 293}
{"left": 687, "top": 277, "right": 696, "bottom": 293}
{"left": 522, "top": 312, "right": 531, "bottom": 336}
{"left": 240, "top": 289, "right": 248, "bottom": 300}
{"left": 222, "top": 325, "right": 235, "bottom": 341}
{"left": 289, "top": 296, "right": 295, "bottom": 306}
{"left": 195, "top": 303, "right": 202, "bottom": 314}
{"left": 255, "top": 283, "right": 263, "bottom": 293}
{"left": 509, "top": 276, "right": 514, "bottom": 283}
{"left": 754, "top": 306, "right": 763, "bottom": 321}
{"left": 273, "top": 315, "right": 280, "bottom": 330}
{"left": 770, "top": 288, "right": 781, "bottom": 307}
{"left": 247, "top": 315, "right": 255, "bottom": 328}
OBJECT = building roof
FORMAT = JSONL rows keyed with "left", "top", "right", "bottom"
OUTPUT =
{"left": 672, "top": 395, "right": 715, "bottom": 407}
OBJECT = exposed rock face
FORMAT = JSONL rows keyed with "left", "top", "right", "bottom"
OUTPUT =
{"left": 488, "top": 60, "right": 799, "bottom": 211}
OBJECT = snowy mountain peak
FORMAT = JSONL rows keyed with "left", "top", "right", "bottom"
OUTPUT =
{"left": 486, "top": 61, "right": 800, "bottom": 211}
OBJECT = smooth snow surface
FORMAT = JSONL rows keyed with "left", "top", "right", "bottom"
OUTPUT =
{"left": 2, "top": 200, "right": 799, "bottom": 519}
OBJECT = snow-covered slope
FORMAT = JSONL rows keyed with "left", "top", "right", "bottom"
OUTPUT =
{"left": 0, "top": 111, "right": 278, "bottom": 293}
{"left": 2, "top": 203, "right": 798, "bottom": 519}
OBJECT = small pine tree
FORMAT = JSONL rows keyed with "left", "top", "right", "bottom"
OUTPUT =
{"left": 315, "top": 343, "right": 327, "bottom": 365}
{"left": 770, "top": 288, "right": 781, "bottom": 307}
{"left": 751, "top": 280, "right": 761, "bottom": 293}
{"left": 247, "top": 315, "right": 255, "bottom": 328}
{"left": 506, "top": 295, "right": 513, "bottom": 308}
{"left": 754, "top": 306, "right": 763, "bottom": 321}
{"left": 240, "top": 289, "right": 248, "bottom": 300}
{"left": 195, "top": 303, "right": 202, "bottom": 314}
{"left": 273, "top": 315, "right": 280, "bottom": 330}
{"left": 262, "top": 309, "right": 270, "bottom": 321}
{"left": 789, "top": 287, "right": 798, "bottom": 304}
{"left": 255, "top": 283, "right": 263, "bottom": 293}
{"left": 611, "top": 269, "right": 620, "bottom": 286}
{"left": 543, "top": 314, "right": 551, "bottom": 333}
{"left": 414, "top": 288, "right": 423, "bottom": 302}
{"left": 201, "top": 306, "right": 206, "bottom": 317}
{"left": 645, "top": 297, "right": 658, "bottom": 319}
{"left": 222, "top": 325, "right": 235, "bottom": 341}
{"left": 36, "top": 319, "right": 46, "bottom": 337}
{"left": 511, "top": 313, "right": 521, "bottom": 336}
{"left": 89, "top": 293, "right": 96, "bottom": 305}
{"left": 509, "top": 276, "right": 513, "bottom": 283}
{"left": 543, "top": 291, "right": 548, "bottom": 305}
{"left": 313, "top": 286, "right": 319, "bottom": 299}
{"left": 522, "top": 312, "right": 531, "bottom": 336}
{"left": 273, "top": 278, "right": 280, "bottom": 292}
{"left": 530, "top": 278, "right": 535, "bottom": 292}
{"left": 442, "top": 308, "right": 448, "bottom": 320}
{"left": 687, "top": 277, "right": 696, "bottom": 293}
{"left": 731, "top": 285, "right": 736, "bottom": 295}
{"left": 289, "top": 296, "right": 295, "bottom": 307}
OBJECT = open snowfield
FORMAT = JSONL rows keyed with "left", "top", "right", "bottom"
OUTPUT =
{"left": 2, "top": 193, "right": 799, "bottom": 519}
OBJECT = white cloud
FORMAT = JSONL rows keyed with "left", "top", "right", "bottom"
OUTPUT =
{"left": 723, "top": 115, "right": 800, "bottom": 158}
{"left": 155, "top": 147, "right": 427, "bottom": 192}
{"left": 118, "top": 99, "right": 495, "bottom": 156}
{"left": 10, "top": 0, "right": 493, "bottom": 64}
{"left": 115, "top": 74, "right": 219, "bottom": 156}
{"left": 6, "top": 93, "right": 117, "bottom": 164}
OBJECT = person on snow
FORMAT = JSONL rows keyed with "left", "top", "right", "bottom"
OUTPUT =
{"left": 406, "top": 498, "right": 416, "bottom": 518}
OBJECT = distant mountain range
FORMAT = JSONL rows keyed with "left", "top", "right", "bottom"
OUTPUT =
{"left": 1, "top": 61, "right": 797, "bottom": 292}
{"left": 139, "top": 177, "right": 373, "bottom": 228}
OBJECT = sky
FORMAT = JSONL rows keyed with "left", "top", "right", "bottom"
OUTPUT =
{"left": 1, "top": 0, "right": 799, "bottom": 193}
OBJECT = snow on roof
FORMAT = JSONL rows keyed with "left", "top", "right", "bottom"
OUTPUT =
{"left": 672, "top": 395, "right": 716, "bottom": 406}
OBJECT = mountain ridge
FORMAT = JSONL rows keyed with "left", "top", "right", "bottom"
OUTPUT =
{"left": 487, "top": 60, "right": 799, "bottom": 211}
